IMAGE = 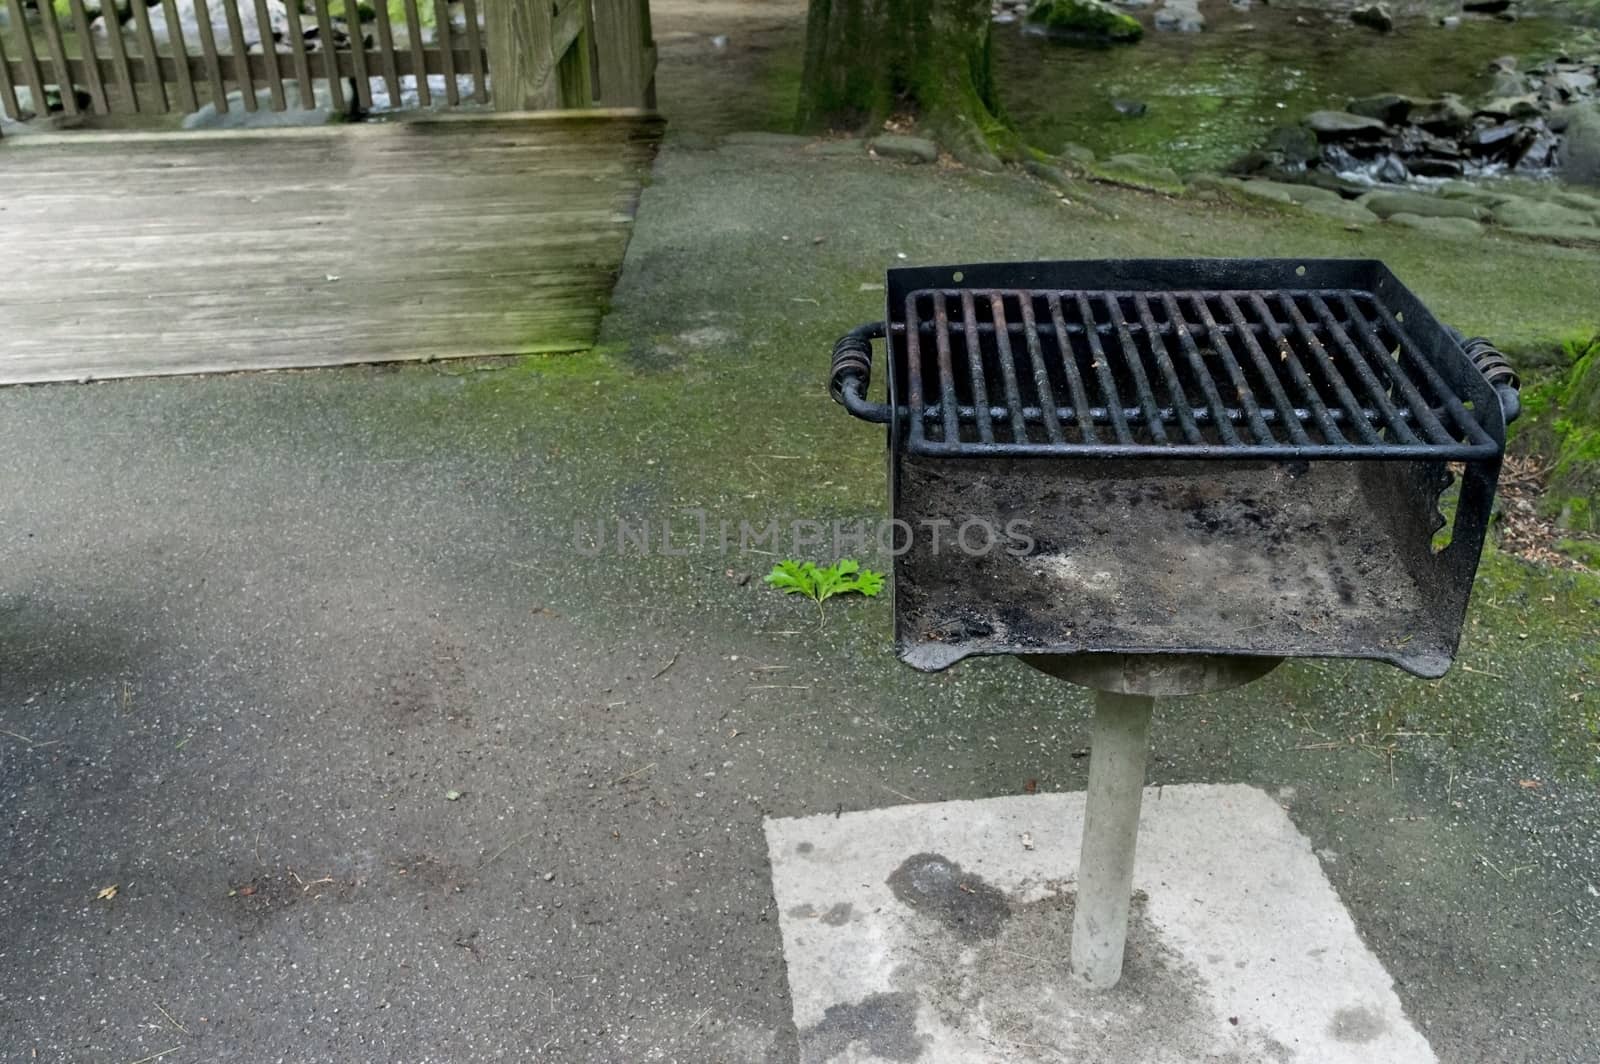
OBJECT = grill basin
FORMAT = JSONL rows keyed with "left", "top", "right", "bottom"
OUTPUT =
{"left": 830, "top": 259, "right": 1518, "bottom": 678}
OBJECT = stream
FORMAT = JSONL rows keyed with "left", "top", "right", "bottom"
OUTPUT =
{"left": 993, "top": 4, "right": 1569, "bottom": 174}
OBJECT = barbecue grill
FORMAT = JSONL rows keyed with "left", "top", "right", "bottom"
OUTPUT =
{"left": 829, "top": 258, "right": 1519, "bottom": 988}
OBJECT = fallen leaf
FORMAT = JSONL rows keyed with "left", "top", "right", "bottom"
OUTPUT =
{"left": 238, "top": 884, "right": 257, "bottom": 897}
{"left": 445, "top": 790, "right": 463, "bottom": 801}
{"left": 1020, "top": 832, "right": 1035, "bottom": 851}
{"left": 1518, "top": 779, "right": 1542, "bottom": 789}
{"left": 95, "top": 885, "right": 118, "bottom": 901}
{"left": 1023, "top": 778, "right": 1038, "bottom": 794}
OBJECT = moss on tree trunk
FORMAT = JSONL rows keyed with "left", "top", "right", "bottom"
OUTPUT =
{"left": 797, "top": 0, "right": 1017, "bottom": 164}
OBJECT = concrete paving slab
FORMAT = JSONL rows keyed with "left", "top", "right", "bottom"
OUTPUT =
{"left": 765, "top": 785, "right": 1435, "bottom": 1064}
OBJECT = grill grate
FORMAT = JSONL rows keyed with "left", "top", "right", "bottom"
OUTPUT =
{"left": 892, "top": 287, "right": 1497, "bottom": 459}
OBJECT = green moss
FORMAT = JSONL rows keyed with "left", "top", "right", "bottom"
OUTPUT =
{"left": 1025, "top": 0, "right": 1143, "bottom": 43}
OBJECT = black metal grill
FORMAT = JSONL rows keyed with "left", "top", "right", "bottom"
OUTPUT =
{"left": 829, "top": 259, "right": 1521, "bottom": 679}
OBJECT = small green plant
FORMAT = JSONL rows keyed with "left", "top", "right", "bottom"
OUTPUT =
{"left": 765, "top": 559, "right": 885, "bottom": 620}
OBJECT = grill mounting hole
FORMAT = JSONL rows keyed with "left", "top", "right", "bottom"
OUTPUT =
{"left": 952, "top": 271, "right": 965, "bottom": 283}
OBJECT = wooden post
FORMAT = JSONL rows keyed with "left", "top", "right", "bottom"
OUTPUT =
{"left": 555, "top": 0, "right": 595, "bottom": 109}
{"left": 591, "top": 0, "right": 653, "bottom": 108}
{"left": 483, "top": 0, "right": 557, "bottom": 111}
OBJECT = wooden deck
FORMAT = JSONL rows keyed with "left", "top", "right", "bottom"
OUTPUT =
{"left": 0, "top": 111, "right": 662, "bottom": 385}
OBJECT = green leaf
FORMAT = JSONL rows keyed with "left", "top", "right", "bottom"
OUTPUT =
{"left": 766, "top": 559, "right": 886, "bottom": 608}
{"left": 764, "top": 560, "right": 820, "bottom": 600}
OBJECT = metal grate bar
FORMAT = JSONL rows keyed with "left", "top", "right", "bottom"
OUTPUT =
{"left": 959, "top": 291, "right": 995, "bottom": 444}
{"left": 1334, "top": 293, "right": 1458, "bottom": 445}
{"left": 904, "top": 293, "right": 929, "bottom": 448}
{"left": 1100, "top": 295, "right": 1168, "bottom": 444}
{"left": 1160, "top": 293, "right": 1241, "bottom": 446}
{"left": 1132, "top": 294, "right": 1204, "bottom": 444}
{"left": 932, "top": 295, "right": 961, "bottom": 443}
{"left": 988, "top": 294, "right": 1029, "bottom": 441}
{"left": 1069, "top": 294, "right": 1134, "bottom": 444}
{"left": 1303, "top": 294, "right": 1421, "bottom": 445}
{"left": 1365, "top": 301, "right": 1495, "bottom": 446}
{"left": 1216, "top": 297, "right": 1312, "bottom": 445}
{"left": 1030, "top": 296, "right": 1083, "bottom": 444}
{"left": 1189, "top": 295, "right": 1274, "bottom": 445}
{"left": 1274, "top": 293, "right": 1383, "bottom": 445}
{"left": 1246, "top": 293, "right": 1345, "bottom": 444}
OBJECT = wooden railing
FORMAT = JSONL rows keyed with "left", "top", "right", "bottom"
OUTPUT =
{"left": 0, "top": 0, "right": 653, "bottom": 123}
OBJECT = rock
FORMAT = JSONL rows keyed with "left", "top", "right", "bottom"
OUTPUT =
{"left": 1439, "top": 15, "right": 1460, "bottom": 28}
{"left": 1350, "top": 2, "right": 1394, "bottom": 32}
{"left": 1304, "top": 111, "right": 1390, "bottom": 138}
{"left": 1411, "top": 96, "right": 1474, "bottom": 135}
{"left": 1100, "top": 153, "right": 1183, "bottom": 189}
{"left": 1025, "top": 159, "right": 1073, "bottom": 187}
{"left": 1491, "top": 196, "right": 1598, "bottom": 228}
{"left": 1263, "top": 124, "right": 1319, "bottom": 165}
{"left": 1346, "top": 94, "right": 1414, "bottom": 125}
{"left": 1463, "top": 121, "right": 1532, "bottom": 156}
{"left": 1373, "top": 155, "right": 1411, "bottom": 183}
{"left": 183, "top": 81, "right": 340, "bottom": 129}
{"left": 1059, "top": 142, "right": 1097, "bottom": 165}
{"left": 1242, "top": 179, "right": 1341, "bottom": 204}
{"left": 1488, "top": 70, "right": 1529, "bottom": 98}
{"left": 1463, "top": 0, "right": 1511, "bottom": 11}
{"left": 1553, "top": 70, "right": 1599, "bottom": 97}
{"left": 1358, "top": 190, "right": 1489, "bottom": 220}
{"left": 1434, "top": 180, "right": 1513, "bottom": 206}
{"left": 1549, "top": 189, "right": 1600, "bottom": 215}
{"left": 1387, "top": 212, "right": 1485, "bottom": 237}
{"left": 1154, "top": 0, "right": 1204, "bottom": 32}
{"left": 1113, "top": 98, "right": 1148, "bottom": 117}
{"left": 1303, "top": 198, "right": 1381, "bottom": 225}
{"left": 1025, "top": 0, "right": 1144, "bottom": 42}
{"left": 1477, "top": 95, "right": 1543, "bottom": 120}
{"left": 1409, "top": 156, "right": 1466, "bottom": 177}
{"left": 1502, "top": 223, "right": 1600, "bottom": 243}
{"left": 869, "top": 135, "right": 940, "bottom": 163}
{"left": 1559, "top": 105, "right": 1600, "bottom": 186}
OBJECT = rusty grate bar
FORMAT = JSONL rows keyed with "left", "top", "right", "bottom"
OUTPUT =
{"left": 1019, "top": 296, "right": 1069, "bottom": 445}
{"left": 893, "top": 285, "right": 1498, "bottom": 459}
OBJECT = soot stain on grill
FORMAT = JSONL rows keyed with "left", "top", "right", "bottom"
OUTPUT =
{"left": 887, "top": 853, "right": 1009, "bottom": 941}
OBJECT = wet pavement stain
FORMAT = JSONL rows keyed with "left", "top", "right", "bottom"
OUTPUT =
{"left": 886, "top": 852, "right": 1010, "bottom": 942}
{"left": 797, "top": 990, "right": 926, "bottom": 1062}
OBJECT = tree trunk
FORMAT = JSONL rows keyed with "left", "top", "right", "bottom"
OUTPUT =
{"left": 797, "top": 0, "right": 1014, "bottom": 164}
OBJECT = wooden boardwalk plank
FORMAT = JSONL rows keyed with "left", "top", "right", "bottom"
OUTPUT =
{"left": 0, "top": 113, "right": 662, "bottom": 385}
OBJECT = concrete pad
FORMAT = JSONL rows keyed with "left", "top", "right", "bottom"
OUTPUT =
{"left": 765, "top": 785, "right": 1435, "bottom": 1063}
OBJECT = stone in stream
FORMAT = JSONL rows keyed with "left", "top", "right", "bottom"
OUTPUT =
{"left": 1560, "top": 105, "right": 1600, "bottom": 186}
{"left": 1477, "top": 95, "right": 1543, "bottom": 120}
{"left": 1304, "top": 111, "right": 1391, "bottom": 138}
{"left": 1357, "top": 190, "right": 1489, "bottom": 220}
{"left": 1347, "top": 94, "right": 1414, "bottom": 125}
{"left": 1024, "top": 0, "right": 1144, "bottom": 42}
{"left": 1113, "top": 98, "right": 1149, "bottom": 117}
{"left": 1350, "top": 2, "right": 1394, "bottom": 32}
{"left": 1153, "top": 0, "right": 1204, "bottom": 33}
{"left": 1411, "top": 96, "right": 1475, "bottom": 135}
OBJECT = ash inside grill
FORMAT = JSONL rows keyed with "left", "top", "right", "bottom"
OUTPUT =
{"left": 895, "top": 456, "right": 1461, "bottom": 677}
